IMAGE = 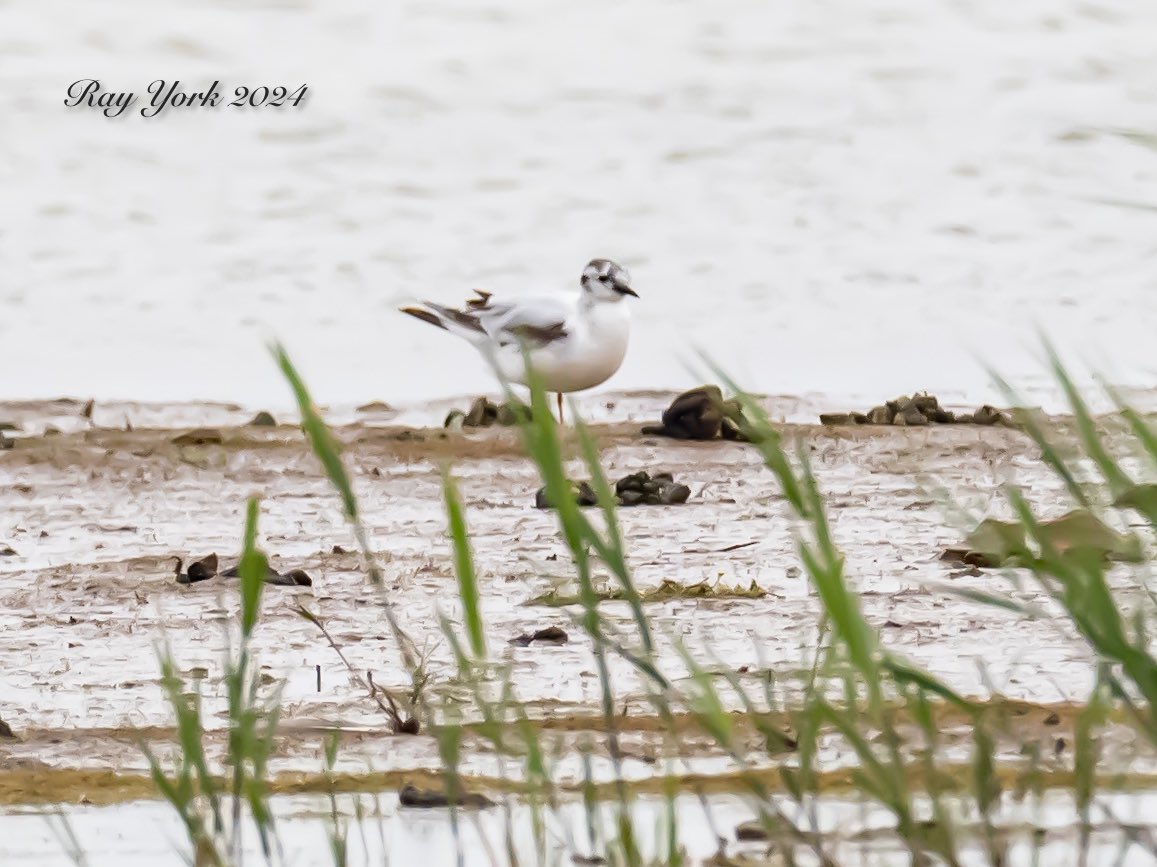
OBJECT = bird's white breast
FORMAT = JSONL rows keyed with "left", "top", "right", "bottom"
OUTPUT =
{"left": 499, "top": 300, "right": 631, "bottom": 393}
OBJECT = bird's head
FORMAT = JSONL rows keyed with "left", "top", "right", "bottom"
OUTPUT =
{"left": 580, "top": 258, "right": 637, "bottom": 302}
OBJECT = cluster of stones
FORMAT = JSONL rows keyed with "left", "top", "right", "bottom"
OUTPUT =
{"left": 535, "top": 471, "right": 691, "bottom": 509}
{"left": 641, "top": 385, "right": 750, "bottom": 441}
{"left": 820, "top": 393, "right": 1013, "bottom": 427}
{"left": 444, "top": 396, "right": 529, "bottom": 429}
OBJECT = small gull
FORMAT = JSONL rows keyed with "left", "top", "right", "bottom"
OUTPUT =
{"left": 401, "top": 258, "right": 638, "bottom": 421}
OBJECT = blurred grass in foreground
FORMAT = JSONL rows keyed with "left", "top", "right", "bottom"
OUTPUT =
{"left": 105, "top": 341, "right": 1157, "bottom": 866}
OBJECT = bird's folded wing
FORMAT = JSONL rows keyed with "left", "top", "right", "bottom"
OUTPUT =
{"left": 475, "top": 297, "right": 572, "bottom": 347}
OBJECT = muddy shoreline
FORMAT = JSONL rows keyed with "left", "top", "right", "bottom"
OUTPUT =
{"left": 2, "top": 394, "right": 1154, "bottom": 808}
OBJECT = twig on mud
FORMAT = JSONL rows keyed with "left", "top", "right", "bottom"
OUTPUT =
{"left": 294, "top": 605, "right": 420, "bottom": 734}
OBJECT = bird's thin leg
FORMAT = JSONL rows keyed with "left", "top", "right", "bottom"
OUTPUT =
{"left": 556, "top": 392, "right": 564, "bottom": 425}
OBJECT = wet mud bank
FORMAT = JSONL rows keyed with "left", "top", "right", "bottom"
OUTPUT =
{"left": 1, "top": 394, "right": 1154, "bottom": 808}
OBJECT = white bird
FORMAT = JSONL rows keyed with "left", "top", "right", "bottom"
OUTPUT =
{"left": 401, "top": 258, "right": 638, "bottom": 421}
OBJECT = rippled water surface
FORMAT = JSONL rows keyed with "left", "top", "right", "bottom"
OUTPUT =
{"left": 3, "top": 0, "right": 1156, "bottom": 408}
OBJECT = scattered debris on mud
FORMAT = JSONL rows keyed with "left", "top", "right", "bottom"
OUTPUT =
{"left": 444, "top": 396, "right": 530, "bottom": 430}
{"left": 641, "top": 385, "right": 749, "bottom": 441}
{"left": 508, "top": 626, "right": 569, "bottom": 646}
{"left": 530, "top": 578, "right": 765, "bottom": 606}
{"left": 398, "top": 783, "right": 495, "bottom": 809}
{"left": 535, "top": 471, "right": 691, "bottom": 509}
{"left": 820, "top": 393, "right": 1014, "bottom": 427}
{"left": 942, "top": 509, "right": 1144, "bottom": 568}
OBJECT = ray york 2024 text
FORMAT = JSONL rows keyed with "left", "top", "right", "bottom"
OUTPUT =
{"left": 64, "top": 79, "right": 309, "bottom": 118}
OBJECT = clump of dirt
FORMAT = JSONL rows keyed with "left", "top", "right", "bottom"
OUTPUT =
{"left": 942, "top": 509, "right": 1145, "bottom": 568}
{"left": 247, "top": 411, "right": 277, "bottom": 426}
{"left": 173, "top": 553, "right": 218, "bottom": 584}
{"left": 398, "top": 783, "right": 495, "bottom": 809}
{"left": 508, "top": 626, "right": 569, "bottom": 646}
{"left": 535, "top": 471, "right": 691, "bottom": 509}
{"left": 820, "top": 393, "right": 1014, "bottom": 427}
{"left": 641, "top": 385, "right": 749, "bottom": 441}
{"left": 444, "top": 396, "right": 530, "bottom": 430}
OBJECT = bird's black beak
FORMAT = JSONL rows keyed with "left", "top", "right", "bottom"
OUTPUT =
{"left": 615, "top": 284, "right": 639, "bottom": 298}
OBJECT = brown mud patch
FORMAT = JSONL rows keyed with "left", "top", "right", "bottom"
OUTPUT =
{"left": 1, "top": 400, "right": 1152, "bottom": 807}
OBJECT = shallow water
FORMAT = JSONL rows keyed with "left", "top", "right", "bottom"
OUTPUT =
{"left": 3, "top": 0, "right": 1157, "bottom": 408}
{"left": 7, "top": 790, "right": 1157, "bottom": 866}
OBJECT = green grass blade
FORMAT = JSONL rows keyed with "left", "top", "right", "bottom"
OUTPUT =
{"left": 441, "top": 469, "right": 486, "bottom": 659}
{"left": 238, "top": 497, "right": 267, "bottom": 640}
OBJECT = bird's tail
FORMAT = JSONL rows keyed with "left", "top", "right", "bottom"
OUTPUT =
{"left": 399, "top": 300, "right": 488, "bottom": 345}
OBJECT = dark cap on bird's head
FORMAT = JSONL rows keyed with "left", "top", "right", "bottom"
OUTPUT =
{"left": 581, "top": 258, "right": 637, "bottom": 299}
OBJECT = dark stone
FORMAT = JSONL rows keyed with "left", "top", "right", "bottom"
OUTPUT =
{"left": 175, "top": 553, "right": 219, "bottom": 584}
{"left": 819, "top": 413, "right": 857, "bottom": 425}
{"left": 268, "top": 569, "right": 313, "bottom": 587}
{"left": 397, "top": 717, "right": 421, "bottom": 735}
{"left": 912, "top": 393, "right": 941, "bottom": 414}
{"left": 398, "top": 783, "right": 494, "bottom": 809}
{"left": 0, "top": 544, "right": 16, "bottom": 556}
{"left": 539, "top": 473, "right": 690, "bottom": 508}
{"left": 618, "top": 489, "right": 645, "bottom": 506}
{"left": 615, "top": 472, "right": 648, "bottom": 495}
{"left": 220, "top": 562, "right": 312, "bottom": 586}
{"left": 495, "top": 401, "right": 530, "bottom": 426}
{"left": 898, "top": 406, "right": 928, "bottom": 426}
{"left": 0, "top": 422, "right": 18, "bottom": 432}
{"left": 332, "top": 545, "right": 351, "bottom": 554}
{"left": 865, "top": 405, "right": 893, "bottom": 425}
{"left": 0, "top": 434, "right": 12, "bottom": 450}
{"left": 509, "top": 626, "right": 569, "bottom": 646}
{"left": 972, "top": 405, "right": 1010, "bottom": 426}
{"left": 641, "top": 385, "right": 748, "bottom": 441}
{"left": 535, "top": 481, "right": 598, "bottom": 509}
{"left": 735, "top": 820, "right": 769, "bottom": 841}
{"left": 464, "top": 397, "right": 500, "bottom": 427}
{"left": 0, "top": 719, "right": 13, "bottom": 739}
{"left": 247, "top": 411, "right": 276, "bottom": 427}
